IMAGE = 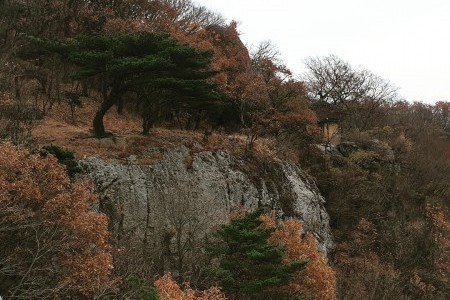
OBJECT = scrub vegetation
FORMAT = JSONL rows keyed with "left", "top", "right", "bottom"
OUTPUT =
{"left": 1, "top": 0, "right": 449, "bottom": 299}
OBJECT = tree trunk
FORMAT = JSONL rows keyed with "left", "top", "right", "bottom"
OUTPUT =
{"left": 141, "top": 100, "right": 158, "bottom": 135}
{"left": 116, "top": 97, "right": 124, "bottom": 114}
{"left": 93, "top": 93, "right": 116, "bottom": 137}
{"left": 14, "top": 76, "right": 21, "bottom": 101}
{"left": 82, "top": 79, "right": 89, "bottom": 97}
{"left": 141, "top": 113, "right": 154, "bottom": 135}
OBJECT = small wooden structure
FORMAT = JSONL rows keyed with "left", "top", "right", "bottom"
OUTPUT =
{"left": 318, "top": 117, "right": 340, "bottom": 145}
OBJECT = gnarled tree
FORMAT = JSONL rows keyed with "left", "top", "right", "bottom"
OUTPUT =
{"left": 28, "top": 32, "right": 222, "bottom": 136}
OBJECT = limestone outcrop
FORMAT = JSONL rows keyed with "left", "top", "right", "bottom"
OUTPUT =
{"left": 80, "top": 146, "right": 334, "bottom": 256}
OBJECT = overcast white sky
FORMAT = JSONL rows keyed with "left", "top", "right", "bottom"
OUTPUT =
{"left": 194, "top": 0, "right": 450, "bottom": 104}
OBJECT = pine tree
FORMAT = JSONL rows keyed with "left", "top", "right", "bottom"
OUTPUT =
{"left": 27, "top": 32, "right": 225, "bottom": 136}
{"left": 209, "top": 210, "right": 307, "bottom": 300}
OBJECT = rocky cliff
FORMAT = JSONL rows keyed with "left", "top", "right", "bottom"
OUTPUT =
{"left": 80, "top": 146, "right": 334, "bottom": 258}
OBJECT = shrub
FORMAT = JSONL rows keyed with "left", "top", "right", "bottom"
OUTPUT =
{"left": 42, "top": 144, "right": 81, "bottom": 178}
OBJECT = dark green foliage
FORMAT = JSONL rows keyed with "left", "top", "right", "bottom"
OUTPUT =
{"left": 209, "top": 210, "right": 307, "bottom": 300}
{"left": 27, "top": 32, "right": 226, "bottom": 136}
{"left": 42, "top": 145, "right": 81, "bottom": 178}
{"left": 65, "top": 92, "right": 82, "bottom": 107}
{"left": 123, "top": 276, "right": 158, "bottom": 300}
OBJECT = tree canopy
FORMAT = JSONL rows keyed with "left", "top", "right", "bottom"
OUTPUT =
{"left": 304, "top": 55, "right": 398, "bottom": 130}
{"left": 209, "top": 210, "right": 307, "bottom": 300}
{"left": 29, "top": 31, "right": 224, "bottom": 136}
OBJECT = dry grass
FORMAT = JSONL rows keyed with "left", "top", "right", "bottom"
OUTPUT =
{"left": 29, "top": 100, "right": 216, "bottom": 160}
{"left": 29, "top": 99, "right": 280, "bottom": 163}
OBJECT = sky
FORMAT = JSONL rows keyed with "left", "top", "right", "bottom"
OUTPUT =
{"left": 194, "top": 0, "right": 450, "bottom": 104}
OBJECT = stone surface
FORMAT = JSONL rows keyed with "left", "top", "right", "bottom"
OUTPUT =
{"left": 80, "top": 146, "right": 334, "bottom": 255}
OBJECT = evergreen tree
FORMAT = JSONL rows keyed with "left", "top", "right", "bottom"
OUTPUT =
{"left": 210, "top": 210, "right": 307, "bottom": 300}
{"left": 27, "top": 32, "right": 225, "bottom": 136}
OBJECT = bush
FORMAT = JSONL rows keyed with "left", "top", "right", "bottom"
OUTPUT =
{"left": 42, "top": 144, "right": 81, "bottom": 178}
{"left": 0, "top": 142, "right": 114, "bottom": 299}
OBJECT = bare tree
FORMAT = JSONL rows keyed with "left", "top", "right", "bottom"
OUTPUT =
{"left": 304, "top": 55, "right": 398, "bottom": 130}
{"left": 304, "top": 55, "right": 363, "bottom": 105}
{"left": 153, "top": 177, "right": 219, "bottom": 282}
{"left": 250, "top": 40, "right": 281, "bottom": 67}
{"left": 162, "top": 0, "right": 225, "bottom": 30}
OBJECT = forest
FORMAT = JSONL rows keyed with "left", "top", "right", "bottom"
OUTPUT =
{"left": 0, "top": 0, "right": 449, "bottom": 299}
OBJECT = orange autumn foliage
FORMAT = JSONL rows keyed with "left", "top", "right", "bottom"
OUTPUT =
{"left": 260, "top": 213, "right": 337, "bottom": 300}
{"left": 155, "top": 273, "right": 227, "bottom": 300}
{"left": 0, "top": 142, "right": 114, "bottom": 298}
{"left": 425, "top": 202, "right": 450, "bottom": 281}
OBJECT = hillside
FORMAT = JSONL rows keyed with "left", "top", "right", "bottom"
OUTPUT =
{"left": 2, "top": 99, "right": 337, "bottom": 299}
{"left": 1, "top": 1, "right": 450, "bottom": 299}
{"left": 31, "top": 99, "right": 276, "bottom": 162}
{"left": 32, "top": 100, "right": 202, "bottom": 158}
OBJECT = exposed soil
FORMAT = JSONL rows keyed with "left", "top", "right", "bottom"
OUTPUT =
{"left": 29, "top": 100, "right": 275, "bottom": 162}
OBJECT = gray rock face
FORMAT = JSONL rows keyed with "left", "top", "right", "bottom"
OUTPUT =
{"left": 80, "top": 146, "right": 334, "bottom": 255}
